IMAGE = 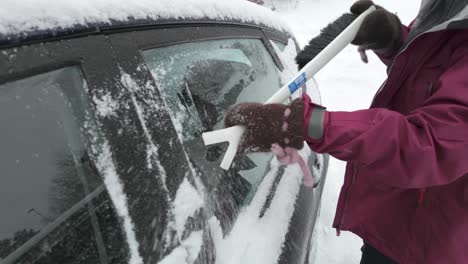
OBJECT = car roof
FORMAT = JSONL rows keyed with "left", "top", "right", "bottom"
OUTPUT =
{"left": 0, "top": 0, "right": 292, "bottom": 47}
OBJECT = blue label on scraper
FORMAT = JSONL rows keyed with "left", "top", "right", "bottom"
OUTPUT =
{"left": 288, "top": 72, "right": 307, "bottom": 93}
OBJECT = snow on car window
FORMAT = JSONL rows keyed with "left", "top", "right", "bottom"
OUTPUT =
{"left": 142, "top": 39, "right": 283, "bottom": 201}
{"left": 159, "top": 230, "right": 203, "bottom": 264}
{"left": 271, "top": 39, "right": 299, "bottom": 96}
{"left": 173, "top": 178, "right": 204, "bottom": 237}
{"left": 142, "top": 38, "right": 311, "bottom": 264}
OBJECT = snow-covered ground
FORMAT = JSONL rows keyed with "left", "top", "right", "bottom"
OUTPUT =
{"left": 273, "top": 1, "right": 420, "bottom": 263}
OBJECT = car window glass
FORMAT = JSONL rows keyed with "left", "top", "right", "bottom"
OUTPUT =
{"left": 272, "top": 40, "right": 287, "bottom": 52}
{"left": 0, "top": 67, "right": 129, "bottom": 264}
{"left": 142, "top": 38, "right": 288, "bottom": 233}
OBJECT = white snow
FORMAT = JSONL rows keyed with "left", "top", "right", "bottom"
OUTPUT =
{"left": 158, "top": 247, "right": 188, "bottom": 264}
{"left": 93, "top": 93, "right": 119, "bottom": 117}
{"left": 213, "top": 148, "right": 310, "bottom": 264}
{"left": 182, "top": 231, "right": 204, "bottom": 263}
{"left": 87, "top": 90, "right": 143, "bottom": 264}
{"left": 274, "top": 1, "right": 421, "bottom": 263}
{"left": 92, "top": 141, "right": 143, "bottom": 264}
{"left": 173, "top": 178, "right": 204, "bottom": 236}
{"left": 0, "top": 0, "right": 291, "bottom": 36}
{"left": 158, "top": 230, "right": 204, "bottom": 264}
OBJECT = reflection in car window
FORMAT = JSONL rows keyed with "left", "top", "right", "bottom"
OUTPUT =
{"left": 142, "top": 39, "right": 286, "bottom": 233}
{"left": 0, "top": 67, "right": 129, "bottom": 263}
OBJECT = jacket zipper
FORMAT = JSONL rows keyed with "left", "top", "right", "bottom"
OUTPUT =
{"left": 337, "top": 163, "right": 357, "bottom": 234}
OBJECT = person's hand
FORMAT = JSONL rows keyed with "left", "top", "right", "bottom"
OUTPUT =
{"left": 224, "top": 99, "right": 304, "bottom": 153}
{"left": 224, "top": 98, "right": 317, "bottom": 187}
{"left": 350, "top": 0, "right": 403, "bottom": 62}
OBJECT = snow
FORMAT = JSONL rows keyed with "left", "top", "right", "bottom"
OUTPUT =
{"left": 273, "top": 1, "right": 421, "bottom": 263}
{"left": 0, "top": 0, "right": 291, "bottom": 37}
{"left": 158, "top": 247, "right": 188, "bottom": 264}
{"left": 93, "top": 93, "right": 119, "bottom": 117}
{"left": 91, "top": 141, "right": 143, "bottom": 264}
{"left": 213, "top": 148, "right": 310, "bottom": 264}
{"left": 271, "top": 39, "right": 299, "bottom": 93}
{"left": 159, "top": 231, "right": 203, "bottom": 264}
{"left": 120, "top": 71, "right": 207, "bottom": 264}
{"left": 120, "top": 72, "right": 169, "bottom": 189}
{"left": 173, "top": 178, "right": 204, "bottom": 236}
{"left": 88, "top": 86, "right": 143, "bottom": 264}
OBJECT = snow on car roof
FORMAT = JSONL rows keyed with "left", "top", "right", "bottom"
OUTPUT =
{"left": 0, "top": 0, "right": 291, "bottom": 42}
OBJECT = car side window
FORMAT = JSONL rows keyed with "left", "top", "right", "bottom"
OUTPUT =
{"left": 0, "top": 67, "right": 129, "bottom": 263}
{"left": 272, "top": 40, "right": 287, "bottom": 52}
{"left": 142, "top": 38, "right": 286, "bottom": 232}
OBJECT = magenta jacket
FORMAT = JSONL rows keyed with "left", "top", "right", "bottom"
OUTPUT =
{"left": 304, "top": 9, "right": 468, "bottom": 264}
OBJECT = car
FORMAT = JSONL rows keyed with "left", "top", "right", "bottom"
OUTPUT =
{"left": 0, "top": 0, "right": 329, "bottom": 263}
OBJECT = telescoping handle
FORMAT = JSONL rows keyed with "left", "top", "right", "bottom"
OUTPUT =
{"left": 202, "top": 6, "right": 376, "bottom": 170}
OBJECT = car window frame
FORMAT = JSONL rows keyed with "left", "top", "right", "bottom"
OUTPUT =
{"left": 125, "top": 25, "right": 286, "bottom": 70}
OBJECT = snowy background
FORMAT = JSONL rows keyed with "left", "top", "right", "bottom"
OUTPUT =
{"left": 269, "top": 0, "right": 421, "bottom": 263}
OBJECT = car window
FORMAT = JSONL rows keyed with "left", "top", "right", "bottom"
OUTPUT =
{"left": 142, "top": 38, "right": 291, "bottom": 232}
{"left": 0, "top": 67, "right": 129, "bottom": 263}
{"left": 272, "top": 40, "right": 287, "bottom": 52}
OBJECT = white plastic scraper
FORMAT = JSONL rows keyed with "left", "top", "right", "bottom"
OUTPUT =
{"left": 202, "top": 7, "right": 376, "bottom": 170}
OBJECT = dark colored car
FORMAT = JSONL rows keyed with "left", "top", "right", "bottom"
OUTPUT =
{"left": 0, "top": 1, "right": 328, "bottom": 263}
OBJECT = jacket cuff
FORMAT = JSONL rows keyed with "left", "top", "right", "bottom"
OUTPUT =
{"left": 302, "top": 93, "right": 328, "bottom": 143}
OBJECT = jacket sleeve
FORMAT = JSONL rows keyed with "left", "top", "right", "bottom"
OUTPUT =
{"left": 304, "top": 44, "right": 468, "bottom": 189}
{"left": 374, "top": 24, "right": 411, "bottom": 66}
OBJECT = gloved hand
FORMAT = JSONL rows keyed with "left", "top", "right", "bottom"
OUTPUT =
{"left": 350, "top": 0, "right": 403, "bottom": 62}
{"left": 224, "top": 98, "right": 304, "bottom": 153}
{"left": 224, "top": 98, "right": 316, "bottom": 187}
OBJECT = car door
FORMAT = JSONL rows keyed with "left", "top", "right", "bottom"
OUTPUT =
{"left": 107, "top": 25, "right": 323, "bottom": 264}
{"left": 0, "top": 35, "right": 187, "bottom": 264}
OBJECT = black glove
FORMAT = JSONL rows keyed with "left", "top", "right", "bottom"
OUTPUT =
{"left": 351, "top": 0, "right": 403, "bottom": 62}
{"left": 224, "top": 99, "right": 304, "bottom": 153}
